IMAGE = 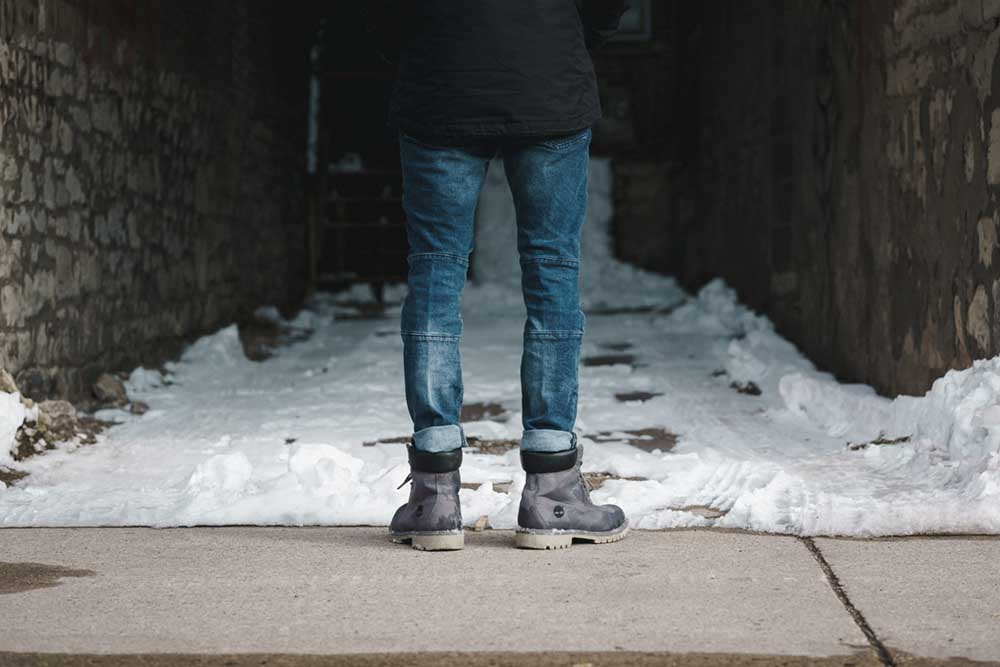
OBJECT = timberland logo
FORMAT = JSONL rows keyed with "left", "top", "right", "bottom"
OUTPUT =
{"left": 415, "top": 505, "right": 424, "bottom": 518}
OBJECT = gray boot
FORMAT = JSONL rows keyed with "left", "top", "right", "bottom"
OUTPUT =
{"left": 390, "top": 445, "right": 464, "bottom": 551}
{"left": 516, "top": 445, "right": 628, "bottom": 549}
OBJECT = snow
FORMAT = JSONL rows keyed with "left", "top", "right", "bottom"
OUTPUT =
{"left": 1, "top": 391, "right": 26, "bottom": 467}
{"left": 1, "top": 162, "right": 1000, "bottom": 535}
{"left": 125, "top": 367, "right": 166, "bottom": 393}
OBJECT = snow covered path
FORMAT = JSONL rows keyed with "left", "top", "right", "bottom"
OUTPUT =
{"left": 2, "top": 275, "right": 1000, "bottom": 536}
{"left": 2, "top": 162, "right": 999, "bottom": 535}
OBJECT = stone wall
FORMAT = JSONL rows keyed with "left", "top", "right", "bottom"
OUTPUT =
{"left": 660, "top": 0, "right": 1000, "bottom": 396}
{"left": 0, "top": 0, "right": 310, "bottom": 400}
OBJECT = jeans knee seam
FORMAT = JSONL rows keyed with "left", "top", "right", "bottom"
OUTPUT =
{"left": 519, "top": 256, "right": 579, "bottom": 268}
{"left": 408, "top": 252, "right": 470, "bottom": 266}
{"left": 401, "top": 332, "right": 461, "bottom": 341}
{"left": 524, "top": 330, "right": 583, "bottom": 340}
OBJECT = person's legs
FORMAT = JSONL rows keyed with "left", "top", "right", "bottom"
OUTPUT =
{"left": 391, "top": 133, "right": 493, "bottom": 551}
{"left": 503, "top": 128, "right": 628, "bottom": 549}
{"left": 398, "top": 133, "right": 493, "bottom": 453}
{"left": 501, "top": 129, "right": 591, "bottom": 453}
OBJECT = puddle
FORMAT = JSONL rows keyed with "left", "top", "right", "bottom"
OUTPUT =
{"left": 587, "top": 428, "right": 677, "bottom": 452}
{"left": 615, "top": 391, "right": 663, "bottom": 403}
{"left": 0, "top": 562, "right": 95, "bottom": 595}
{"left": 461, "top": 402, "right": 509, "bottom": 423}
{"left": 581, "top": 354, "right": 636, "bottom": 368}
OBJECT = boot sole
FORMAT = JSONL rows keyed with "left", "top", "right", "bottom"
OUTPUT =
{"left": 390, "top": 531, "right": 464, "bottom": 551}
{"left": 514, "top": 522, "right": 629, "bottom": 550}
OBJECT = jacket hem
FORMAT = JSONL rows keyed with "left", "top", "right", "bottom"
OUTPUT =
{"left": 390, "top": 110, "right": 602, "bottom": 144}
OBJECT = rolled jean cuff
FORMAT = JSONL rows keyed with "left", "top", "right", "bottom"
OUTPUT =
{"left": 520, "top": 429, "right": 577, "bottom": 453}
{"left": 412, "top": 424, "right": 466, "bottom": 453}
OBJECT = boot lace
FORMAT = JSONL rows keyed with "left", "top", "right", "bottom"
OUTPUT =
{"left": 396, "top": 473, "right": 413, "bottom": 490}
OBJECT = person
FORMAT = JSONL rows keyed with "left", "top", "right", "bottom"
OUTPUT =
{"left": 371, "top": 0, "right": 630, "bottom": 551}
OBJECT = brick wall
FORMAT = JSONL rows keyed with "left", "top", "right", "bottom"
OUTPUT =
{"left": 0, "top": 0, "right": 310, "bottom": 399}
{"left": 661, "top": 0, "right": 1000, "bottom": 396}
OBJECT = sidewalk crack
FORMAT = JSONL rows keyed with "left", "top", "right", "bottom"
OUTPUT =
{"left": 800, "top": 537, "right": 896, "bottom": 667}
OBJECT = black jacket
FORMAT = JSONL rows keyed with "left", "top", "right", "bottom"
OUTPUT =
{"left": 369, "top": 1, "right": 627, "bottom": 142}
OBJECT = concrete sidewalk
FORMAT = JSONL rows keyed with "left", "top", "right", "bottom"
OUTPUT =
{"left": 0, "top": 528, "right": 997, "bottom": 666}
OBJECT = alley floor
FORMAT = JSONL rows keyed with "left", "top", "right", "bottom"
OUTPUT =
{"left": 0, "top": 527, "right": 998, "bottom": 665}
{"left": 2, "top": 275, "right": 999, "bottom": 535}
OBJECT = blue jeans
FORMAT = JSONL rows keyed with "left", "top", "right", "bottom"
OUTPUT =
{"left": 399, "top": 128, "right": 591, "bottom": 454}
